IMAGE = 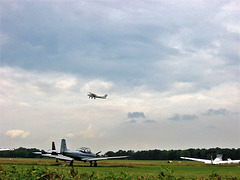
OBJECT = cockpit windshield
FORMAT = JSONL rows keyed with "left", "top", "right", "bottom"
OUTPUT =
{"left": 77, "top": 147, "right": 91, "bottom": 153}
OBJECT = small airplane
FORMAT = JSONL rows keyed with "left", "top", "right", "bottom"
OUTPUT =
{"left": 33, "top": 139, "right": 128, "bottom": 166}
{"left": 87, "top": 92, "right": 108, "bottom": 99}
{"left": 181, "top": 154, "right": 240, "bottom": 164}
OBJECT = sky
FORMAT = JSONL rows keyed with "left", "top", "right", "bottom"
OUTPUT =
{"left": 0, "top": 0, "right": 239, "bottom": 153}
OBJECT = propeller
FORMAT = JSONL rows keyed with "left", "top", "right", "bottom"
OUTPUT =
{"left": 96, "top": 151, "right": 101, "bottom": 156}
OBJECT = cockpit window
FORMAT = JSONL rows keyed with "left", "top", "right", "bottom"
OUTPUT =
{"left": 77, "top": 147, "right": 91, "bottom": 153}
{"left": 85, "top": 148, "right": 91, "bottom": 153}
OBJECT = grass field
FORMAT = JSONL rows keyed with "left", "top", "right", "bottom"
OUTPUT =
{"left": 0, "top": 158, "right": 239, "bottom": 179}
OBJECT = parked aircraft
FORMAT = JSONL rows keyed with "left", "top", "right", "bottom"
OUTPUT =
{"left": 88, "top": 92, "right": 107, "bottom": 99}
{"left": 181, "top": 154, "right": 240, "bottom": 164}
{"left": 33, "top": 139, "right": 128, "bottom": 166}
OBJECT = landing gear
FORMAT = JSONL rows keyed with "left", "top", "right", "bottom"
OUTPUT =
{"left": 89, "top": 161, "right": 97, "bottom": 167}
{"left": 69, "top": 160, "right": 74, "bottom": 166}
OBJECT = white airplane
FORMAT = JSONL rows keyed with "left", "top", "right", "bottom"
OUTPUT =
{"left": 181, "top": 154, "right": 240, "bottom": 164}
{"left": 87, "top": 92, "right": 107, "bottom": 99}
{"left": 34, "top": 139, "right": 128, "bottom": 166}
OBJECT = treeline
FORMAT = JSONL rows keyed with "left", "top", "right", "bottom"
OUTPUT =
{"left": 0, "top": 147, "right": 41, "bottom": 158}
{"left": 105, "top": 148, "right": 240, "bottom": 160}
{"left": 0, "top": 147, "right": 239, "bottom": 160}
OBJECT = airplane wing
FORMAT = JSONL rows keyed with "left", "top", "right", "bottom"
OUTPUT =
{"left": 83, "top": 156, "right": 129, "bottom": 162}
{"left": 33, "top": 151, "right": 73, "bottom": 161}
{"left": 0, "top": 148, "right": 14, "bottom": 151}
{"left": 42, "top": 154, "right": 74, "bottom": 161}
{"left": 0, "top": 148, "right": 10, "bottom": 151}
{"left": 180, "top": 157, "right": 210, "bottom": 163}
{"left": 218, "top": 160, "right": 240, "bottom": 164}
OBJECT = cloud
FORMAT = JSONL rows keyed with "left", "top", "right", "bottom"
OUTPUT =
{"left": 5, "top": 130, "right": 30, "bottom": 138}
{"left": 77, "top": 124, "right": 96, "bottom": 139}
{"left": 128, "top": 120, "right": 137, "bottom": 124}
{"left": 202, "top": 108, "right": 230, "bottom": 116}
{"left": 65, "top": 133, "right": 75, "bottom": 138}
{"left": 168, "top": 114, "right": 198, "bottom": 121}
{"left": 2, "top": 1, "right": 239, "bottom": 92}
{"left": 143, "top": 120, "right": 157, "bottom": 123}
{"left": 66, "top": 124, "right": 107, "bottom": 140}
{"left": 0, "top": 1, "right": 239, "bottom": 150}
{"left": 128, "top": 112, "right": 145, "bottom": 119}
{"left": 206, "top": 125, "right": 217, "bottom": 130}
{"left": 126, "top": 119, "right": 157, "bottom": 124}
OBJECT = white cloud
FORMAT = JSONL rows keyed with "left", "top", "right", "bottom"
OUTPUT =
{"left": 5, "top": 130, "right": 30, "bottom": 139}
{"left": 0, "top": 65, "right": 239, "bottom": 151}
{"left": 81, "top": 79, "right": 113, "bottom": 93}
{"left": 65, "top": 133, "right": 75, "bottom": 138}
{"left": 67, "top": 124, "right": 107, "bottom": 140}
{"left": 78, "top": 124, "right": 96, "bottom": 139}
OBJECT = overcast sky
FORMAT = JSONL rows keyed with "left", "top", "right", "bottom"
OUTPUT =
{"left": 1, "top": 0, "right": 239, "bottom": 153}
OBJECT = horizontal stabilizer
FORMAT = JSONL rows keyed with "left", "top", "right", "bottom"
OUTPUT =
{"left": 42, "top": 154, "right": 74, "bottom": 161}
{"left": 84, "top": 156, "right": 129, "bottom": 162}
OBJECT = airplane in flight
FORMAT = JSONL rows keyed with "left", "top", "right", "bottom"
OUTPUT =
{"left": 33, "top": 139, "right": 128, "bottom": 166}
{"left": 181, "top": 154, "right": 240, "bottom": 164}
{"left": 87, "top": 92, "right": 108, "bottom": 99}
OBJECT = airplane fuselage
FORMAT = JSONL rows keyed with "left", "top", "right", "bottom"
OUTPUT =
{"left": 88, "top": 93, "right": 107, "bottom": 99}
{"left": 62, "top": 150, "right": 96, "bottom": 161}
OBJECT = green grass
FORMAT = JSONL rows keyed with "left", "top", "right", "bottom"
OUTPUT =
{"left": 0, "top": 158, "right": 239, "bottom": 179}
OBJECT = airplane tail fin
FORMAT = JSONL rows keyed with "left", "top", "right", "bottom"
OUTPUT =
{"left": 214, "top": 154, "right": 222, "bottom": 161}
{"left": 51, "top": 142, "right": 57, "bottom": 155}
{"left": 60, "top": 139, "right": 67, "bottom": 153}
{"left": 213, "top": 154, "right": 223, "bottom": 164}
{"left": 103, "top": 94, "right": 108, "bottom": 99}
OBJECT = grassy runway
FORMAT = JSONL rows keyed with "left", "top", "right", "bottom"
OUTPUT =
{"left": 0, "top": 158, "right": 239, "bottom": 179}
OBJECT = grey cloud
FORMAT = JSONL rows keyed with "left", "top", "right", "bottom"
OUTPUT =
{"left": 168, "top": 114, "right": 198, "bottom": 121}
{"left": 168, "top": 114, "right": 181, "bottom": 121}
{"left": 202, "top": 108, "right": 230, "bottom": 116}
{"left": 128, "top": 120, "right": 137, "bottom": 124}
{"left": 143, "top": 120, "right": 157, "bottom": 124}
{"left": 2, "top": 1, "right": 238, "bottom": 93}
{"left": 128, "top": 112, "right": 145, "bottom": 119}
{"left": 182, "top": 114, "right": 198, "bottom": 121}
{"left": 206, "top": 125, "right": 217, "bottom": 130}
